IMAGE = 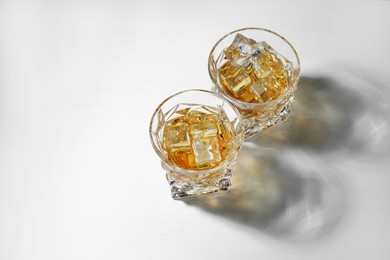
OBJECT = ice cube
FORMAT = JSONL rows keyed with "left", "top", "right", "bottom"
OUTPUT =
{"left": 255, "top": 42, "right": 292, "bottom": 72}
{"left": 187, "top": 106, "right": 219, "bottom": 125}
{"left": 224, "top": 34, "right": 261, "bottom": 69}
{"left": 190, "top": 123, "right": 218, "bottom": 140}
{"left": 250, "top": 82, "right": 268, "bottom": 102}
{"left": 256, "top": 41, "right": 274, "bottom": 52}
{"left": 218, "top": 63, "right": 252, "bottom": 96}
{"left": 163, "top": 121, "right": 190, "bottom": 150}
{"left": 253, "top": 61, "right": 272, "bottom": 79}
{"left": 252, "top": 44, "right": 294, "bottom": 100}
{"left": 233, "top": 33, "right": 260, "bottom": 56}
{"left": 192, "top": 137, "right": 221, "bottom": 166}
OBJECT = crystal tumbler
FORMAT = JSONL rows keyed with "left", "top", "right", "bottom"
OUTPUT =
{"left": 149, "top": 89, "right": 244, "bottom": 199}
{"left": 208, "top": 27, "right": 300, "bottom": 138}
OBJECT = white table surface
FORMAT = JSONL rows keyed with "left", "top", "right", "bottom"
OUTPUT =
{"left": 1, "top": 1, "right": 390, "bottom": 259}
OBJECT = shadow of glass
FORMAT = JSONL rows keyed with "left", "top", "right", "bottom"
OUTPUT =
{"left": 248, "top": 76, "right": 390, "bottom": 158}
{"left": 185, "top": 147, "right": 346, "bottom": 242}
{"left": 184, "top": 75, "right": 390, "bottom": 241}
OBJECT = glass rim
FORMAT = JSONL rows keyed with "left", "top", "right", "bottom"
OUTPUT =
{"left": 208, "top": 27, "right": 301, "bottom": 108}
{"left": 149, "top": 89, "right": 244, "bottom": 174}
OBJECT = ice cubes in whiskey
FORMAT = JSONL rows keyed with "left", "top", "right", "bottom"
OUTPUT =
{"left": 162, "top": 104, "right": 234, "bottom": 170}
{"left": 218, "top": 33, "right": 294, "bottom": 103}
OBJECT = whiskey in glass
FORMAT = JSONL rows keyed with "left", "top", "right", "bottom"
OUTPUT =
{"left": 150, "top": 90, "right": 244, "bottom": 199}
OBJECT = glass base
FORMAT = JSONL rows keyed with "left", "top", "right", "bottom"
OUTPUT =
{"left": 243, "top": 97, "right": 293, "bottom": 138}
{"left": 165, "top": 167, "right": 233, "bottom": 199}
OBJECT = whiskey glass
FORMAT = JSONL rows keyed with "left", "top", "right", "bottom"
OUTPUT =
{"left": 208, "top": 27, "right": 300, "bottom": 138}
{"left": 149, "top": 89, "right": 245, "bottom": 199}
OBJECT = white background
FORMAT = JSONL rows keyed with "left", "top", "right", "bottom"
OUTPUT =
{"left": 1, "top": 1, "right": 390, "bottom": 259}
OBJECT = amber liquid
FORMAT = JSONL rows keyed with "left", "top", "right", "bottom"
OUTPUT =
{"left": 218, "top": 37, "right": 293, "bottom": 104}
{"left": 162, "top": 105, "right": 233, "bottom": 170}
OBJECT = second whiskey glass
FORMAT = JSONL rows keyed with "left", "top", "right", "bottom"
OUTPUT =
{"left": 209, "top": 27, "right": 300, "bottom": 138}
